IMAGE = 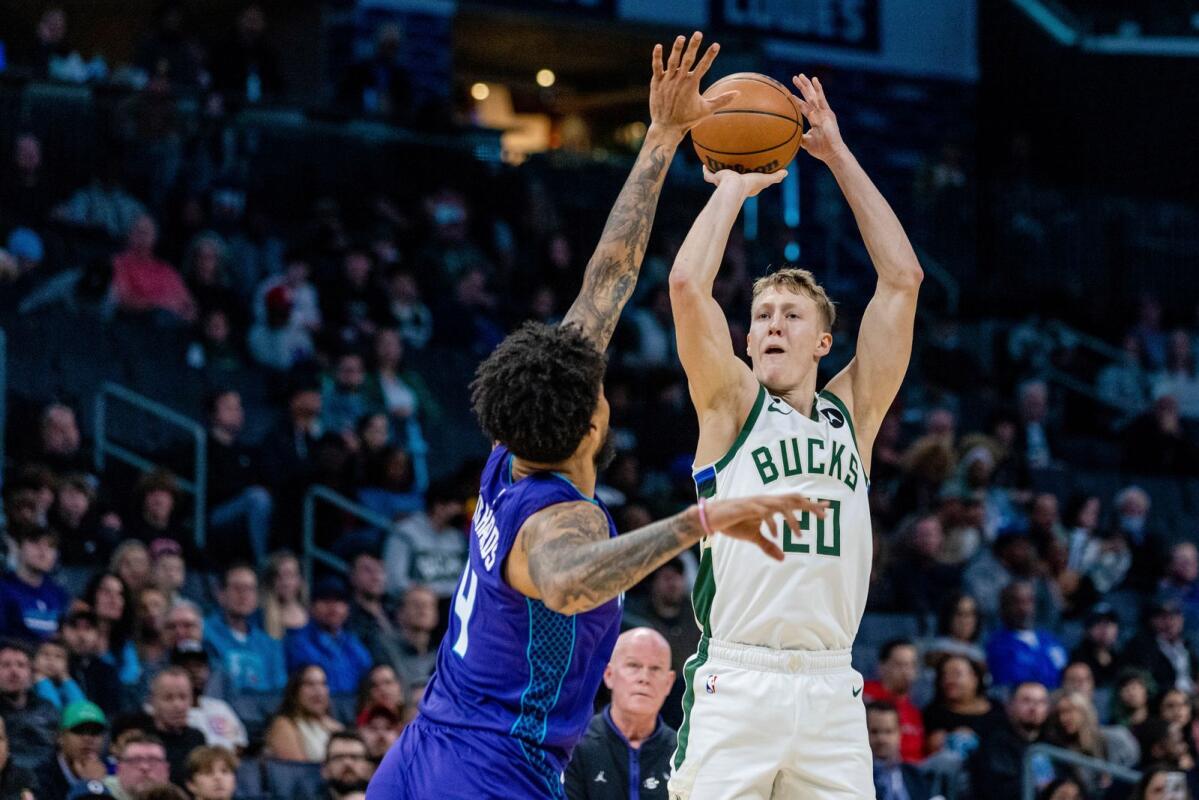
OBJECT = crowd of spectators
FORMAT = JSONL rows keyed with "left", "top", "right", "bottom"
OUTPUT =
{"left": 0, "top": 4, "right": 1197, "bottom": 800}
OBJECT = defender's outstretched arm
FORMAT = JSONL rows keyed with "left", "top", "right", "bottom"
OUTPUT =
{"left": 563, "top": 32, "right": 737, "bottom": 350}
{"left": 795, "top": 75, "right": 923, "bottom": 454}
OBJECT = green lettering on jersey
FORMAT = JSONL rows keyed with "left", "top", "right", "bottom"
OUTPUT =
{"left": 816, "top": 499, "right": 842, "bottom": 556}
{"left": 846, "top": 454, "right": 859, "bottom": 491}
{"left": 828, "top": 442, "right": 845, "bottom": 480}
{"left": 782, "top": 518, "right": 809, "bottom": 553}
{"left": 752, "top": 447, "right": 778, "bottom": 485}
{"left": 780, "top": 438, "right": 803, "bottom": 477}
{"left": 807, "top": 438, "right": 825, "bottom": 474}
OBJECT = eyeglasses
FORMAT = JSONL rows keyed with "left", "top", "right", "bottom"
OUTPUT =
{"left": 121, "top": 756, "right": 168, "bottom": 768}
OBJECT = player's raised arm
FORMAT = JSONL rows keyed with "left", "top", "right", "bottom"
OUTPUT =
{"left": 794, "top": 74, "right": 923, "bottom": 453}
{"left": 562, "top": 31, "right": 737, "bottom": 350}
{"left": 668, "top": 169, "right": 785, "bottom": 420}
{"left": 507, "top": 493, "right": 826, "bottom": 616}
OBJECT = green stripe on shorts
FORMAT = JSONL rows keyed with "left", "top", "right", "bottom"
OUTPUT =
{"left": 673, "top": 636, "right": 709, "bottom": 771}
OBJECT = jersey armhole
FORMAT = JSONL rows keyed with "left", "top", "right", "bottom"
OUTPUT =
{"left": 692, "top": 384, "right": 767, "bottom": 496}
{"left": 818, "top": 388, "right": 869, "bottom": 484}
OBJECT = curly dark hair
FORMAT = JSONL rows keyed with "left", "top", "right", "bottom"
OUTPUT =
{"left": 470, "top": 322, "right": 606, "bottom": 463}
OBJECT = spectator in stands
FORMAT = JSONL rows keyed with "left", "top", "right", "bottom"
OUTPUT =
{"left": 1060, "top": 662, "right": 1095, "bottom": 704}
{"left": 169, "top": 641, "right": 246, "bottom": 753}
{"left": 1125, "top": 394, "right": 1199, "bottom": 476}
{"left": 285, "top": 576, "right": 371, "bottom": 695}
{"left": 1097, "top": 334, "right": 1152, "bottom": 426}
{"left": 0, "top": 639, "right": 59, "bottom": 771}
{"left": 888, "top": 514, "right": 962, "bottom": 618}
{"left": 248, "top": 285, "right": 315, "bottom": 372}
{"left": 259, "top": 382, "right": 323, "bottom": 500}
{"left": 0, "top": 133, "right": 56, "bottom": 227}
{"left": 1153, "top": 331, "right": 1199, "bottom": 419}
{"left": 209, "top": 3, "right": 284, "bottom": 104}
{"left": 262, "top": 551, "right": 309, "bottom": 640}
{"left": 986, "top": 581, "right": 1067, "bottom": 690}
{"left": 338, "top": 22, "right": 412, "bottom": 122}
{"left": 182, "top": 233, "right": 240, "bottom": 323}
{"left": 891, "top": 434, "right": 956, "bottom": 522}
{"left": 319, "top": 731, "right": 375, "bottom": 798}
{"left": 564, "top": 628, "right": 676, "bottom": 800}
{"left": 366, "top": 327, "right": 435, "bottom": 428}
{"left": 863, "top": 639, "right": 924, "bottom": 763}
{"left": 0, "top": 526, "right": 69, "bottom": 641}
{"left": 1043, "top": 690, "right": 1112, "bottom": 794}
{"left": 0, "top": 716, "right": 37, "bottom": 797}
{"left": 38, "top": 699, "right": 109, "bottom": 797}
{"left": 53, "top": 157, "right": 148, "bottom": 243}
{"left": 255, "top": 249, "right": 321, "bottom": 332}
{"left": 356, "top": 701, "right": 402, "bottom": 763}
{"left": 1159, "top": 542, "right": 1199, "bottom": 615}
{"left": 1113, "top": 669, "right": 1154, "bottom": 730}
{"left": 126, "top": 471, "right": 188, "bottom": 559}
{"left": 264, "top": 665, "right": 342, "bottom": 762}
{"left": 1015, "top": 380, "right": 1056, "bottom": 471}
{"left": 868, "top": 701, "right": 932, "bottom": 800}
{"left": 1027, "top": 493, "right": 1069, "bottom": 578}
{"left": 971, "top": 681, "right": 1050, "bottom": 800}
{"left": 34, "top": 402, "right": 89, "bottom": 477}
{"left": 33, "top": 636, "right": 84, "bottom": 709}
{"left": 1070, "top": 603, "right": 1122, "bottom": 689}
{"left": 184, "top": 746, "right": 238, "bottom": 800}
{"left": 81, "top": 573, "right": 136, "bottom": 689}
{"left": 204, "top": 564, "right": 286, "bottom": 695}
{"left": 356, "top": 665, "right": 405, "bottom": 726}
{"left": 1114, "top": 485, "right": 1171, "bottom": 592}
{"left": 923, "top": 654, "right": 1004, "bottom": 755}
{"left": 53, "top": 474, "right": 121, "bottom": 566}
{"left": 392, "top": 585, "right": 439, "bottom": 689}
{"left": 1065, "top": 495, "right": 1131, "bottom": 608}
{"left": 62, "top": 605, "right": 121, "bottom": 718}
{"left": 1123, "top": 597, "right": 1198, "bottom": 694}
{"left": 321, "top": 249, "right": 389, "bottom": 351}
{"left": 150, "top": 540, "right": 188, "bottom": 606}
{"left": 357, "top": 445, "right": 426, "bottom": 522}
{"left": 322, "top": 352, "right": 382, "bottom": 437}
{"left": 122, "top": 667, "right": 207, "bottom": 784}
{"left": 187, "top": 308, "right": 244, "bottom": 374}
{"left": 622, "top": 559, "right": 700, "bottom": 687}
{"left": 383, "top": 269, "right": 432, "bottom": 351}
{"left": 105, "top": 732, "right": 171, "bottom": 799}
{"left": 925, "top": 591, "right": 986, "bottom": 666}
{"left": 112, "top": 541, "right": 153, "bottom": 598}
{"left": 347, "top": 553, "right": 405, "bottom": 672}
{"left": 110, "top": 215, "right": 196, "bottom": 323}
{"left": 383, "top": 482, "right": 466, "bottom": 602}
{"left": 964, "top": 527, "right": 1059, "bottom": 629}
{"left": 205, "top": 390, "right": 273, "bottom": 566}
{"left": 163, "top": 603, "right": 204, "bottom": 654}
{"left": 1130, "top": 766, "right": 1190, "bottom": 800}
{"left": 1134, "top": 718, "right": 1193, "bottom": 771}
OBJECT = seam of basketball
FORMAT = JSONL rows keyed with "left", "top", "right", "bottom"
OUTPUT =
{"left": 711, "top": 109, "right": 798, "bottom": 124}
{"left": 709, "top": 74, "right": 792, "bottom": 98}
{"left": 692, "top": 124, "right": 800, "bottom": 157}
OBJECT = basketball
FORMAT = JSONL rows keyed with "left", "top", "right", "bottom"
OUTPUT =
{"left": 691, "top": 72, "right": 802, "bottom": 174}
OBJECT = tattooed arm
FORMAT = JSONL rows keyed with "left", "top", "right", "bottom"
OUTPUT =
{"left": 562, "top": 31, "right": 738, "bottom": 350}
{"left": 505, "top": 494, "right": 826, "bottom": 616}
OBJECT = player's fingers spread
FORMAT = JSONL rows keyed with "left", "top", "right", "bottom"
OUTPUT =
{"left": 693, "top": 42, "right": 720, "bottom": 77}
{"left": 707, "top": 90, "right": 739, "bottom": 111}
{"left": 667, "top": 35, "right": 685, "bottom": 71}
{"left": 757, "top": 533, "right": 784, "bottom": 562}
{"left": 681, "top": 31, "right": 702, "bottom": 70}
{"left": 652, "top": 44, "right": 664, "bottom": 77}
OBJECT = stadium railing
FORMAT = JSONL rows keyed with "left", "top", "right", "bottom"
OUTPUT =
{"left": 1021, "top": 743, "right": 1141, "bottom": 800}
{"left": 93, "top": 381, "right": 209, "bottom": 548}
{"left": 301, "top": 484, "right": 393, "bottom": 585}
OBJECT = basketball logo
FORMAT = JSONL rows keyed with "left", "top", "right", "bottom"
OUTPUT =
{"left": 705, "top": 674, "right": 718, "bottom": 694}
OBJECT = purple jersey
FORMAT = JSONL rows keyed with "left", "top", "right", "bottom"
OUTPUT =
{"left": 391, "top": 445, "right": 622, "bottom": 797}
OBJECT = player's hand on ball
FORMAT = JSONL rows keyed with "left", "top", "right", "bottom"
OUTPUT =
{"left": 650, "top": 32, "right": 737, "bottom": 137}
{"left": 700, "top": 494, "right": 827, "bottom": 562}
{"left": 703, "top": 166, "right": 788, "bottom": 198}
{"left": 791, "top": 74, "right": 847, "bottom": 163}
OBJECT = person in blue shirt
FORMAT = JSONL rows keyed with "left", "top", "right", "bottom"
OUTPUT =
{"left": 986, "top": 580, "right": 1068, "bottom": 689}
{"left": 284, "top": 576, "right": 372, "bottom": 695}
{"left": 203, "top": 563, "right": 286, "bottom": 694}
{"left": 0, "top": 527, "right": 70, "bottom": 642}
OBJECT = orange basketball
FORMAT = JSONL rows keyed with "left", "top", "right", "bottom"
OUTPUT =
{"left": 691, "top": 73, "right": 802, "bottom": 175}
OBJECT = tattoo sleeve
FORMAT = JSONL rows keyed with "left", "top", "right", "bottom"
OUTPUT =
{"left": 562, "top": 129, "right": 677, "bottom": 350}
{"left": 523, "top": 501, "right": 701, "bottom": 616}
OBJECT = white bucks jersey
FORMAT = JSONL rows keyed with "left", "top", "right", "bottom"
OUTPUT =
{"left": 692, "top": 386, "right": 871, "bottom": 651}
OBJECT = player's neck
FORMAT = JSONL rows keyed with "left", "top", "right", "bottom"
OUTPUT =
{"left": 511, "top": 455, "right": 596, "bottom": 498}
{"left": 763, "top": 371, "right": 820, "bottom": 414}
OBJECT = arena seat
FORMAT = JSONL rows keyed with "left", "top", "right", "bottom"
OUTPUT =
{"left": 262, "top": 758, "right": 323, "bottom": 800}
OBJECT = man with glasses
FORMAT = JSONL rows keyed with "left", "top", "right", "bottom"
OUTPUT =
{"left": 104, "top": 732, "right": 171, "bottom": 800}
{"left": 203, "top": 564, "right": 286, "bottom": 695}
{"left": 322, "top": 731, "right": 375, "bottom": 799}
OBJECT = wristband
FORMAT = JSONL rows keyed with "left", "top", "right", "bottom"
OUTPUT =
{"left": 696, "top": 497, "right": 713, "bottom": 537}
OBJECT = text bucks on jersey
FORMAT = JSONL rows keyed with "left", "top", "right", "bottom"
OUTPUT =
{"left": 691, "top": 386, "right": 872, "bottom": 651}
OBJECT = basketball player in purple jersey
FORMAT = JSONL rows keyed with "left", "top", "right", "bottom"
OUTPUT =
{"left": 366, "top": 33, "right": 825, "bottom": 800}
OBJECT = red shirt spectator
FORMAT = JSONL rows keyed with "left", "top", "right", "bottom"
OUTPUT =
{"left": 111, "top": 214, "right": 196, "bottom": 321}
{"left": 863, "top": 639, "right": 925, "bottom": 762}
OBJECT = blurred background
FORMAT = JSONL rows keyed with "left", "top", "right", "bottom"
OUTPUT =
{"left": 1, "top": 1, "right": 1199, "bottom": 798}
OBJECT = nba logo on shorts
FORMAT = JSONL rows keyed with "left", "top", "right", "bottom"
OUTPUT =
{"left": 705, "top": 674, "right": 718, "bottom": 694}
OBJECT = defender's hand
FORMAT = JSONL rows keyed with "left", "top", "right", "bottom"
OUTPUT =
{"left": 704, "top": 166, "right": 788, "bottom": 198}
{"left": 699, "top": 493, "right": 827, "bottom": 561}
{"left": 650, "top": 32, "right": 737, "bottom": 138}
{"left": 791, "top": 74, "right": 848, "bottom": 164}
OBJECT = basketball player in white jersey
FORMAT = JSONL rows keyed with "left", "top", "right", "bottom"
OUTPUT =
{"left": 666, "top": 74, "right": 923, "bottom": 799}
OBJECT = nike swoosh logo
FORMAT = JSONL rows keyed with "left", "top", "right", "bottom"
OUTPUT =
{"left": 768, "top": 404, "right": 792, "bottom": 415}
{"left": 852, "top": 686, "right": 863, "bottom": 698}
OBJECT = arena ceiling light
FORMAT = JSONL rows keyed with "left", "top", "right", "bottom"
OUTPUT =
{"left": 536, "top": 69, "right": 556, "bottom": 87}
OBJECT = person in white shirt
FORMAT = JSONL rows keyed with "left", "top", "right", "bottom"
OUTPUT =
{"left": 170, "top": 641, "right": 247, "bottom": 753}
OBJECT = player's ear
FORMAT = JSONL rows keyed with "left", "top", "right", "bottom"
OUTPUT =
{"left": 816, "top": 332, "right": 832, "bottom": 357}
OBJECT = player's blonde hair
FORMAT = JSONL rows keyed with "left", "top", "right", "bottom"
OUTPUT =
{"left": 751, "top": 267, "right": 837, "bottom": 331}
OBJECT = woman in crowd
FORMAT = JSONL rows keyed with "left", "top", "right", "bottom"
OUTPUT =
{"left": 261, "top": 550, "right": 309, "bottom": 640}
{"left": 83, "top": 571, "right": 140, "bottom": 687}
{"left": 1043, "top": 690, "right": 1109, "bottom": 795}
{"left": 923, "top": 654, "right": 1005, "bottom": 754}
{"left": 1112, "top": 670, "right": 1155, "bottom": 728}
{"left": 111, "top": 539, "right": 153, "bottom": 596}
{"left": 356, "top": 664, "right": 405, "bottom": 722}
{"left": 265, "top": 664, "right": 344, "bottom": 762}
{"left": 925, "top": 592, "right": 986, "bottom": 666}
